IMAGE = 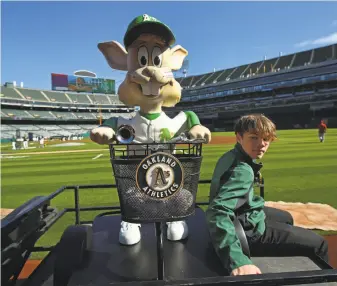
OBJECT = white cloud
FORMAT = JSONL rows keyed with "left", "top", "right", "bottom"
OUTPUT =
{"left": 295, "top": 32, "right": 337, "bottom": 48}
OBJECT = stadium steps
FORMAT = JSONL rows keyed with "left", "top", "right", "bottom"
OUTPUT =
{"left": 205, "top": 70, "right": 225, "bottom": 84}
{"left": 289, "top": 53, "right": 296, "bottom": 69}
{"left": 225, "top": 67, "right": 237, "bottom": 81}
{"left": 243, "top": 61, "right": 264, "bottom": 78}
{"left": 292, "top": 50, "right": 312, "bottom": 68}
{"left": 23, "top": 111, "right": 33, "bottom": 118}
{"left": 256, "top": 61, "right": 265, "bottom": 74}
{"left": 13, "top": 88, "right": 27, "bottom": 99}
{"left": 240, "top": 64, "right": 251, "bottom": 78}
{"left": 48, "top": 111, "right": 57, "bottom": 118}
{"left": 312, "top": 45, "right": 334, "bottom": 63}
{"left": 16, "top": 88, "right": 47, "bottom": 102}
{"left": 309, "top": 49, "right": 315, "bottom": 64}
{"left": 40, "top": 91, "right": 51, "bottom": 102}
{"left": 229, "top": 65, "right": 247, "bottom": 80}
{"left": 86, "top": 94, "right": 93, "bottom": 104}
{"left": 272, "top": 57, "right": 280, "bottom": 72}
{"left": 106, "top": 96, "right": 112, "bottom": 104}
{"left": 1, "top": 111, "right": 9, "bottom": 117}
{"left": 191, "top": 73, "right": 209, "bottom": 87}
{"left": 64, "top": 93, "right": 73, "bottom": 103}
{"left": 201, "top": 71, "right": 219, "bottom": 85}
{"left": 215, "top": 68, "right": 235, "bottom": 83}
{"left": 261, "top": 57, "right": 277, "bottom": 73}
{"left": 179, "top": 76, "right": 189, "bottom": 87}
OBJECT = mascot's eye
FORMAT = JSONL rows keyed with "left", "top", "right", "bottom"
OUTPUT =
{"left": 138, "top": 46, "right": 148, "bottom": 67}
{"left": 152, "top": 46, "right": 162, "bottom": 67}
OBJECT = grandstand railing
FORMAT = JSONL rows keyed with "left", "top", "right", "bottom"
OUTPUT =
{"left": 180, "top": 59, "right": 337, "bottom": 95}
{"left": 181, "top": 69, "right": 337, "bottom": 102}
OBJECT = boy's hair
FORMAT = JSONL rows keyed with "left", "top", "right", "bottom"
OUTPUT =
{"left": 234, "top": 114, "right": 277, "bottom": 141}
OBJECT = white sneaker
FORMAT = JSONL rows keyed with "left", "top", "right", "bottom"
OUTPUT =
{"left": 119, "top": 221, "right": 141, "bottom": 245}
{"left": 166, "top": 221, "right": 188, "bottom": 241}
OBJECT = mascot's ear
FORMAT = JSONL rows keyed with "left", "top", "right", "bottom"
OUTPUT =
{"left": 170, "top": 45, "right": 188, "bottom": 71}
{"left": 98, "top": 41, "right": 128, "bottom": 71}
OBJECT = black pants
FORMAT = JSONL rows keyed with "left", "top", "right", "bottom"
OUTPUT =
{"left": 248, "top": 206, "right": 329, "bottom": 263}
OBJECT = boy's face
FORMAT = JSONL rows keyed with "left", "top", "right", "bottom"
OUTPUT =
{"left": 236, "top": 131, "right": 271, "bottom": 159}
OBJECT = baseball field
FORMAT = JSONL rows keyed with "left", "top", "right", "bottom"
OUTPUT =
{"left": 1, "top": 128, "right": 337, "bottom": 259}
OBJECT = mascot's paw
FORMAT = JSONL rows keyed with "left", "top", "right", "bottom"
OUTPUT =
{"left": 90, "top": 127, "right": 115, "bottom": 145}
{"left": 188, "top": 125, "right": 211, "bottom": 143}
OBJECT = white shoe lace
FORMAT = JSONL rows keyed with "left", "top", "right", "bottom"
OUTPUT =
{"left": 121, "top": 221, "right": 141, "bottom": 231}
{"left": 166, "top": 221, "right": 185, "bottom": 226}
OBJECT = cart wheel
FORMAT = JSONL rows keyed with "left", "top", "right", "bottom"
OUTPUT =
{"left": 53, "top": 225, "right": 92, "bottom": 286}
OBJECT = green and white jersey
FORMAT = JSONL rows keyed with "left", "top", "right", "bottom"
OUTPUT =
{"left": 102, "top": 110, "right": 200, "bottom": 144}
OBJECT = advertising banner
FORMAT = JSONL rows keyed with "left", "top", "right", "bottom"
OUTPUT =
{"left": 51, "top": 73, "right": 115, "bottom": 94}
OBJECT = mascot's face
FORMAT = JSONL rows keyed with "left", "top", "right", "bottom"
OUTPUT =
{"left": 98, "top": 34, "right": 188, "bottom": 109}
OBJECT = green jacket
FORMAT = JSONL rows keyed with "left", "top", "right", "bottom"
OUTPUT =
{"left": 205, "top": 143, "right": 265, "bottom": 271}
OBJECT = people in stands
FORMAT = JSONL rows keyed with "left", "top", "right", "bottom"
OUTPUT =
{"left": 206, "top": 114, "right": 329, "bottom": 276}
{"left": 318, "top": 120, "right": 327, "bottom": 143}
{"left": 11, "top": 136, "right": 16, "bottom": 150}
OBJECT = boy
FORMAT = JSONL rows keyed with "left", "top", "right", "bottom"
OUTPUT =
{"left": 206, "top": 114, "right": 329, "bottom": 276}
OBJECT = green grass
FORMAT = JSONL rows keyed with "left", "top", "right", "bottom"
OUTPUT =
{"left": 1, "top": 129, "right": 337, "bottom": 258}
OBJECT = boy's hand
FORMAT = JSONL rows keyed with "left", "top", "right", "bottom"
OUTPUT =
{"left": 231, "top": 265, "right": 262, "bottom": 276}
{"left": 90, "top": 127, "right": 115, "bottom": 145}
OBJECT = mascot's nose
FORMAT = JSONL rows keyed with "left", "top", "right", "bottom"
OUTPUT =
{"left": 144, "top": 66, "right": 170, "bottom": 85}
{"left": 144, "top": 66, "right": 156, "bottom": 77}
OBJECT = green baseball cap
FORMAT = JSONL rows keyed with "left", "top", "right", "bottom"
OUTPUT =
{"left": 124, "top": 14, "right": 175, "bottom": 48}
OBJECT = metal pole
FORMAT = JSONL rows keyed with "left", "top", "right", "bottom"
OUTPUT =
{"left": 74, "top": 186, "right": 80, "bottom": 224}
{"left": 155, "top": 222, "right": 164, "bottom": 280}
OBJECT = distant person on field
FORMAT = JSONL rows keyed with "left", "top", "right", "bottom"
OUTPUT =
{"left": 318, "top": 120, "right": 327, "bottom": 143}
{"left": 206, "top": 114, "right": 329, "bottom": 276}
{"left": 23, "top": 135, "right": 28, "bottom": 149}
{"left": 11, "top": 136, "right": 16, "bottom": 150}
{"left": 39, "top": 137, "right": 45, "bottom": 148}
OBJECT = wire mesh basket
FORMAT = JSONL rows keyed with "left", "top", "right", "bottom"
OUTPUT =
{"left": 109, "top": 141, "right": 204, "bottom": 223}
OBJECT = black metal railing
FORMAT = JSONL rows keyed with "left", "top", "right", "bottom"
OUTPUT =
{"left": 4, "top": 181, "right": 337, "bottom": 286}
{"left": 30, "top": 180, "right": 214, "bottom": 253}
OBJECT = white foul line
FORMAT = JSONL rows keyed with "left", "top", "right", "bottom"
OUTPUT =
{"left": 92, "top": 154, "right": 103, "bottom": 160}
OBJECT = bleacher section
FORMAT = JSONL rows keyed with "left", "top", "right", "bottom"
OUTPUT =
{"left": 273, "top": 54, "right": 292, "bottom": 71}
{"left": 177, "top": 44, "right": 336, "bottom": 89}
{"left": 43, "top": 91, "right": 70, "bottom": 103}
{"left": 312, "top": 45, "right": 335, "bottom": 63}
{"left": 16, "top": 88, "right": 47, "bottom": 101}
{"left": 67, "top": 93, "right": 92, "bottom": 104}
{"left": 1, "top": 86, "right": 122, "bottom": 106}
{"left": 30, "top": 111, "right": 56, "bottom": 119}
{"left": 215, "top": 67, "right": 236, "bottom": 83}
{"left": 0, "top": 86, "right": 24, "bottom": 99}
{"left": 52, "top": 111, "right": 78, "bottom": 119}
{"left": 2, "top": 109, "right": 33, "bottom": 118}
{"left": 1, "top": 107, "right": 134, "bottom": 121}
{"left": 292, "top": 49, "right": 312, "bottom": 68}
{"left": 73, "top": 112, "right": 97, "bottom": 119}
{"left": 89, "top": 94, "right": 110, "bottom": 105}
